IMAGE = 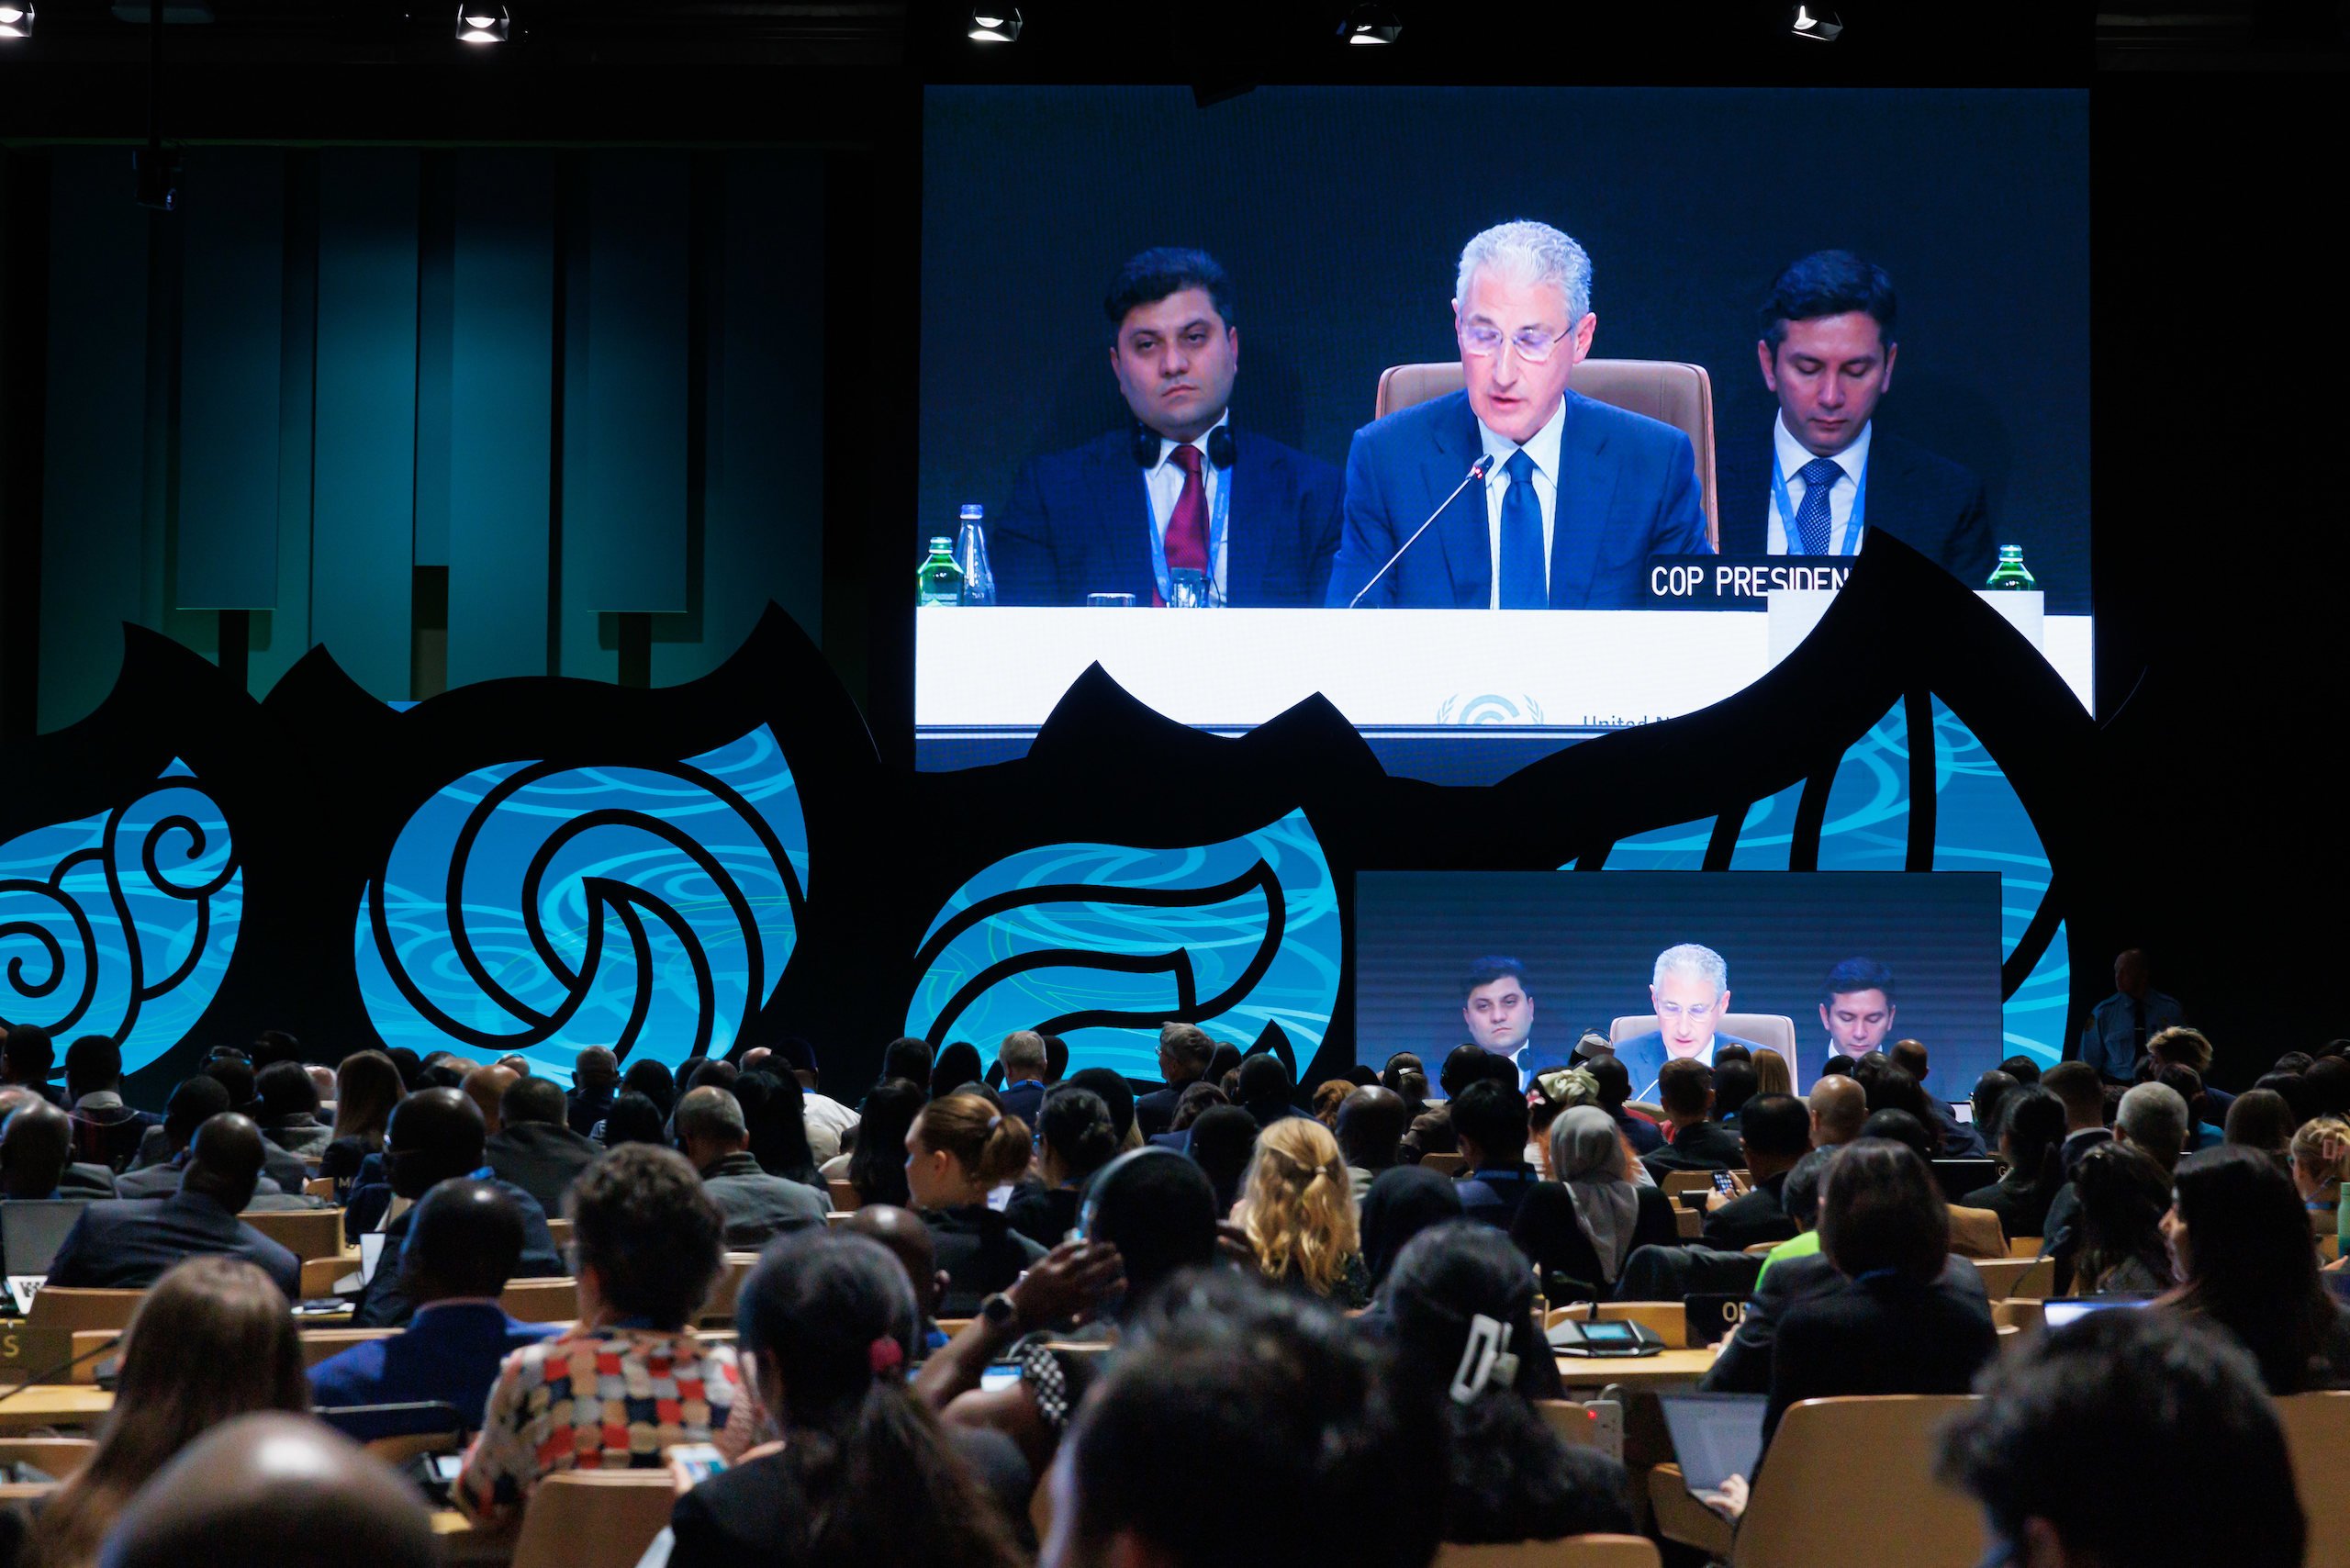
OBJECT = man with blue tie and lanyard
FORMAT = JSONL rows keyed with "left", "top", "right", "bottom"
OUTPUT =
{"left": 1729, "top": 250, "right": 1996, "bottom": 585}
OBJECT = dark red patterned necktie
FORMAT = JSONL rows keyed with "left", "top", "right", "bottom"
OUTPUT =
{"left": 1165, "top": 444, "right": 1208, "bottom": 575}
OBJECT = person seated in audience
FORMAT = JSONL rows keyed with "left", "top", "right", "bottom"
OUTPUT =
{"left": 2290, "top": 1114, "right": 2349, "bottom": 1228}
{"left": 1311, "top": 1079, "right": 1351, "bottom": 1128}
{"left": 1701, "top": 1092, "right": 1811, "bottom": 1249}
{"left": 2147, "top": 1025, "right": 2232, "bottom": 1116}
{"left": 1938, "top": 1307, "right": 2305, "bottom": 1568}
{"left": 96, "top": 1412, "right": 438, "bottom": 1568}
{"left": 1641, "top": 1059, "right": 1745, "bottom": 1179}
{"left": 674, "top": 1084, "right": 827, "bottom": 1249}
{"left": 1046, "top": 1270, "right": 1445, "bottom": 1568}
{"left": 1858, "top": 1106, "right": 2007, "bottom": 1257}
{"left": 109, "top": 1078, "right": 307, "bottom": 1208}
{"left": 2158, "top": 1142, "right": 2350, "bottom": 1393}
{"left": 1447, "top": 1080, "right": 1540, "bottom": 1227}
{"left": 2306, "top": 1055, "right": 2350, "bottom": 1119}
{"left": 2066, "top": 1140, "right": 2176, "bottom": 1294}
{"left": 1996, "top": 1053, "right": 2042, "bottom": 1086}
{"left": 1060, "top": 1068, "right": 1139, "bottom": 1148}
{"left": 904, "top": 1092, "right": 1046, "bottom": 1315}
{"left": 736, "top": 1070, "right": 828, "bottom": 1190}
{"left": 1382, "top": 1221, "right": 1634, "bottom": 1544}
{"left": 454, "top": 1144, "right": 743, "bottom": 1524}
{"left": 456, "top": 1063, "right": 519, "bottom": 1140}
{"left": 843, "top": 1079, "right": 923, "bottom": 1204}
{"left": 318, "top": 1049, "right": 405, "bottom": 1191}
{"left": 1360, "top": 1164, "right": 1466, "bottom": 1294}
{"left": 482, "top": 1072, "right": 600, "bottom": 1217}
{"left": 252, "top": 1059, "right": 334, "bottom": 1159}
{"left": 839, "top": 1203, "right": 957, "bottom": 1351}
{"left": 61, "top": 1036, "right": 160, "bottom": 1172}
{"left": 929, "top": 1041, "right": 985, "bottom": 1101}
{"left": 1962, "top": 1083, "right": 2068, "bottom": 1242}
{"left": 2154, "top": 1062, "right": 2226, "bottom": 1152}
{"left": 1235, "top": 1115, "right": 1368, "bottom": 1305}
{"left": 1887, "top": 1039, "right": 1986, "bottom": 1156}
{"left": 1235, "top": 1052, "right": 1304, "bottom": 1129}
{"left": 0, "top": 1101, "right": 95, "bottom": 1275}
{"left": 878, "top": 1036, "right": 935, "bottom": 1097}
{"left": 351, "top": 1088, "right": 565, "bottom": 1328}
{"left": 18, "top": 1256, "right": 309, "bottom": 1568}
{"left": 1512, "top": 1106, "right": 1676, "bottom": 1301}
{"left": 760, "top": 1036, "right": 859, "bottom": 1163}
{"left": 2222, "top": 1086, "right": 2296, "bottom": 1170}
{"left": 308, "top": 1180, "right": 561, "bottom": 1439}
{"left": 992, "top": 1030, "right": 1052, "bottom": 1128}
{"left": 1136, "top": 1023, "right": 1217, "bottom": 1138}
{"left": 1007, "top": 1086, "right": 1121, "bottom": 1248}
{"left": 1336, "top": 1086, "right": 1408, "bottom": 1203}
{"left": 162, "top": 1058, "right": 310, "bottom": 1195}
{"left": 1712, "top": 1060, "right": 1761, "bottom": 1126}
{"left": 2041, "top": 1079, "right": 2189, "bottom": 1281}
{"left": 0, "top": 1024, "right": 65, "bottom": 1106}
{"left": 1970, "top": 1069, "right": 2019, "bottom": 1148}
{"left": 665, "top": 1230, "right": 1028, "bottom": 1568}
{"left": 2040, "top": 1061, "right": 2113, "bottom": 1178}
{"left": 1147, "top": 1081, "right": 1228, "bottom": 1152}
{"left": 1805, "top": 1073, "right": 1867, "bottom": 1151}
{"left": 1750, "top": 1047, "right": 1794, "bottom": 1099}
{"left": 44, "top": 1114, "right": 300, "bottom": 1297}
{"left": 2255, "top": 1068, "right": 2311, "bottom": 1125}
{"left": 563, "top": 1045, "right": 621, "bottom": 1136}
{"left": 0, "top": 1086, "right": 117, "bottom": 1201}
{"left": 1182, "top": 1103, "right": 1259, "bottom": 1215}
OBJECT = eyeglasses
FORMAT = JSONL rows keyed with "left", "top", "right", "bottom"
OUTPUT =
{"left": 1459, "top": 319, "right": 1579, "bottom": 364}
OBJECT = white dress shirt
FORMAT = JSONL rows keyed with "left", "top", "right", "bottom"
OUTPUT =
{"left": 1765, "top": 411, "right": 1874, "bottom": 555}
{"left": 1142, "top": 408, "right": 1230, "bottom": 603}
{"left": 1476, "top": 398, "right": 1566, "bottom": 610}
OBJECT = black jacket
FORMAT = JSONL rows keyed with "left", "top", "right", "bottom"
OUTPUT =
{"left": 1960, "top": 1173, "right": 2061, "bottom": 1244}
{"left": 1700, "top": 1172, "right": 1797, "bottom": 1251}
{"left": 1641, "top": 1120, "right": 1745, "bottom": 1181}
{"left": 1762, "top": 1268, "right": 1999, "bottom": 1450}
{"left": 1134, "top": 1081, "right": 1194, "bottom": 1139}
{"left": 1718, "top": 425, "right": 1996, "bottom": 588}
{"left": 1706, "top": 1251, "right": 1989, "bottom": 1397}
{"left": 923, "top": 1204, "right": 1047, "bottom": 1317}
{"left": 486, "top": 1121, "right": 603, "bottom": 1218}
{"left": 1510, "top": 1182, "right": 1679, "bottom": 1301}
{"left": 352, "top": 1174, "right": 565, "bottom": 1328}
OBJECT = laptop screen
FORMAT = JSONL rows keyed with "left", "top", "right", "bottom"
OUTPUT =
{"left": 360, "top": 1231, "right": 388, "bottom": 1284}
{"left": 1, "top": 1199, "right": 89, "bottom": 1278}
{"left": 2041, "top": 1296, "right": 2154, "bottom": 1329}
{"left": 1659, "top": 1392, "right": 1769, "bottom": 1495}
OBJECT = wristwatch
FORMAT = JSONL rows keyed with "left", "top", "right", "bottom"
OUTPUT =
{"left": 980, "top": 1292, "right": 1021, "bottom": 1331}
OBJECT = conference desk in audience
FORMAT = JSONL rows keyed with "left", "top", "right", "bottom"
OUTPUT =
{"left": 1553, "top": 1346, "right": 1718, "bottom": 1391}
{"left": 0, "top": 1383, "right": 113, "bottom": 1434}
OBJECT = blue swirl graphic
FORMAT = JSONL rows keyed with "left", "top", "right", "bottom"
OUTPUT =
{"left": 905, "top": 808, "right": 1339, "bottom": 1082}
{"left": 354, "top": 725, "right": 808, "bottom": 1080}
{"left": 0, "top": 761, "right": 241, "bottom": 1076}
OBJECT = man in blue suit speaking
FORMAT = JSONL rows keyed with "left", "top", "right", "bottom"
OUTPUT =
{"left": 1326, "top": 219, "right": 1709, "bottom": 610}
{"left": 992, "top": 248, "right": 1343, "bottom": 609}
{"left": 1614, "top": 943, "right": 1763, "bottom": 1104}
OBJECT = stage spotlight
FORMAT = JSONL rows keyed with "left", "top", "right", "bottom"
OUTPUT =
{"left": 968, "top": 5, "right": 1022, "bottom": 41}
{"left": 0, "top": 6, "right": 33, "bottom": 40}
{"left": 457, "top": 4, "right": 509, "bottom": 43}
{"left": 1788, "top": 5, "right": 1842, "bottom": 40}
{"left": 1337, "top": 3, "right": 1401, "bottom": 43}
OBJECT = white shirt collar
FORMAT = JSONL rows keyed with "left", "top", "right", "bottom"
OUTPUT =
{"left": 1152, "top": 407, "right": 1230, "bottom": 475}
{"left": 73, "top": 1090, "right": 126, "bottom": 1111}
{"left": 1774, "top": 409, "right": 1873, "bottom": 489}
{"left": 1478, "top": 397, "right": 1568, "bottom": 482}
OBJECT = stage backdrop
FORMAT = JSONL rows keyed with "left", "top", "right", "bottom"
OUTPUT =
{"left": 1355, "top": 870, "right": 2005, "bottom": 1100}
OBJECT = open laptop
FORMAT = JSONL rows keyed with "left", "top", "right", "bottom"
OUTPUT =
{"left": 4, "top": 1199, "right": 91, "bottom": 1314}
{"left": 1660, "top": 1392, "right": 1769, "bottom": 1498}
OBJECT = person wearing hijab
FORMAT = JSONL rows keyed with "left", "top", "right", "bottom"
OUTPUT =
{"left": 1510, "top": 1105, "right": 1677, "bottom": 1301}
{"left": 1360, "top": 1165, "right": 1467, "bottom": 1294}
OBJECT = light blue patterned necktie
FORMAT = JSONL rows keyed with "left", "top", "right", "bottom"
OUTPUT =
{"left": 1792, "top": 455, "right": 1843, "bottom": 554}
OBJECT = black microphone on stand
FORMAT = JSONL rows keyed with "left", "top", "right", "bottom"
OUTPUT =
{"left": 1346, "top": 453, "right": 1495, "bottom": 609}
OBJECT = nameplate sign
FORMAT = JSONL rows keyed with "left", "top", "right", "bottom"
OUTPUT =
{"left": 1645, "top": 555, "right": 1852, "bottom": 607}
{"left": 1683, "top": 1293, "right": 1753, "bottom": 1349}
{"left": 0, "top": 1326, "right": 87, "bottom": 1383}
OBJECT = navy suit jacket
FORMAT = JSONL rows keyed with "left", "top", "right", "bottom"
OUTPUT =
{"left": 1718, "top": 425, "right": 1995, "bottom": 587}
{"left": 1326, "top": 389, "right": 1707, "bottom": 610}
{"left": 992, "top": 425, "right": 1343, "bottom": 608}
{"left": 352, "top": 1173, "right": 565, "bottom": 1328}
{"left": 45, "top": 1190, "right": 301, "bottom": 1300}
{"left": 309, "top": 1301, "right": 561, "bottom": 1439}
{"left": 1612, "top": 1032, "right": 1764, "bottom": 1105}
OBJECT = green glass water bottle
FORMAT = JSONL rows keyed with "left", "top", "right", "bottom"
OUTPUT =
{"left": 916, "top": 536, "right": 964, "bottom": 607}
{"left": 1984, "top": 544, "right": 2037, "bottom": 591}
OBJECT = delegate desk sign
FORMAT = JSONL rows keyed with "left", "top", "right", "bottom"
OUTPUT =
{"left": 1646, "top": 555, "right": 1852, "bottom": 608}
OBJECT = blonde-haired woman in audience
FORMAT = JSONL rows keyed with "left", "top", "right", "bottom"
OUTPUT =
{"left": 1235, "top": 1116, "right": 1370, "bottom": 1306}
{"left": 1751, "top": 1048, "right": 1794, "bottom": 1099}
{"left": 2292, "top": 1117, "right": 2350, "bottom": 1246}
{"left": 22, "top": 1255, "right": 308, "bottom": 1568}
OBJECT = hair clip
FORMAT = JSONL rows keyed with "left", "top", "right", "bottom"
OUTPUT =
{"left": 1449, "top": 1314, "right": 1520, "bottom": 1405}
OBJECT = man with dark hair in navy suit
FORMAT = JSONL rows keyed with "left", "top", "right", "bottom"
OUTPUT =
{"left": 1719, "top": 249, "right": 1996, "bottom": 586}
{"left": 1326, "top": 219, "right": 1708, "bottom": 610}
{"left": 992, "top": 247, "right": 1343, "bottom": 609}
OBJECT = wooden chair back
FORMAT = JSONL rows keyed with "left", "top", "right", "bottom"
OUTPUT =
{"left": 0, "top": 1438, "right": 95, "bottom": 1477}
{"left": 1731, "top": 1396, "right": 1983, "bottom": 1568}
{"left": 1533, "top": 1401, "right": 1613, "bottom": 1450}
{"left": 1988, "top": 1299, "right": 2043, "bottom": 1336}
{"left": 1436, "top": 1537, "right": 1663, "bottom": 1567}
{"left": 1968, "top": 1258, "right": 2056, "bottom": 1301}
{"left": 2005, "top": 1236, "right": 2043, "bottom": 1258}
{"left": 304, "top": 1176, "right": 338, "bottom": 1201}
{"left": 547, "top": 1218, "right": 574, "bottom": 1252}
{"left": 827, "top": 1180, "right": 862, "bottom": 1212}
{"left": 509, "top": 1471, "right": 678, "bottom": 1568}
{"left": 240, "top": 1207, "right": 349, "bottom": 1261}
{"left": 1418, "top": 1152, "right": 1464, "bottom": 1176}
{"left": 300, "top": 1254, "right": 361, "bottom": 1298}
{"left": 25, "top": 1288, "right": 142, "bottom": 1333}
{"left": 2277, "top": 1391, "right": 2350, "bottom": 1568}
{"left": 500, "top": 1278, "right": 580, "bottom": 1323}
{"left": 699, "top": 1253, "right": 760, "bottom": 1325}
{"left": 1659, "top": 1170, "right": 1718, "bottom": 1200}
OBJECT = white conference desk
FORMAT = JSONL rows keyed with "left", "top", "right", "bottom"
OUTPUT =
{"left": 916, "top": 595, "right": 2092, "bottom": 742}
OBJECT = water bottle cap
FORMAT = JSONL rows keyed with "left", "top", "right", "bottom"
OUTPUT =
{"left": 959, "top": 503, "right": 984, "bottom": 521}
{"left": 1999, "top": 544, "right": 2021, "bottom": 557}
{"left": 930, "top": 536, "right": 952, "bottom": 550}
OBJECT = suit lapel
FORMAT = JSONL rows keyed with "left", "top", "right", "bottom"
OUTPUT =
{"left": 1432, "top": 397, "right": 1489, "bottom": 609}
{"left": 1088, "top": 436, "right": 1159, "bottom": 600}
{"left": 1551, "top": 391, "right": 1618, "bottom": 608}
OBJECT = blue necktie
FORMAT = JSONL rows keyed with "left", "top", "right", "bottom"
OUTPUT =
{"left": 1792, "top": 455, "right": 1842, "bottom": 555}
{"left": 1498, "top": 449, "right": 1546, "bottom": 609}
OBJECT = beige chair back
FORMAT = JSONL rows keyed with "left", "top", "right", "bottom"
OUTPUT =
{"left": 1659, "top": 1170, "right": 1720, "bottom": 1200}
{"left": 2278, "top": 1392, "right": 2350, "bottom": 1568}
{"left": 1533, "top": 1401, "right": 1613, "bottom": 1450}
{"left": 501, "top": 1278, "right": 580, "bottom": 1323}
{"left": 304, "top": 1176, "right": 338, "bottom": 1201}
{"left": 827, "top": 1180, "right": 862, "bottom": 1212}
{"left": 1609, "top": 1014, "right": 1799, "bottom": 1063}
{"left": 1436, "top": 1537, "right": 1663, "bottom": 1567}
{"left": 0, "top": 1438, "right": 95, "bottom": 1477}
{"left": 1988, "top": 1299, "right": 2043, "bottom": 1336}
{"left": 240, "top": 1207, "right": 348, "bottom": 1261}
{"left": 547, "top": 1218, "right": 574, "bottom": 1252}
{"left": 300, "top": 1254, "right": 360, "bottom": 1297}
{"left": 509, "top": 1471, "right": 677, "bottom": 1568}
{"left": 1373, "top": 359, "right": 1718, "bottom": 549}
{"left": 1969, "top": 1258, "right": 2057, "bottom": 1301}
{"left": 1418, "top": 1151, "right": 1464, "bottom": 1176}
{"left": 25, "top": 1289, "right": 142, "bottom": 1333}
{"left": 1731, "top": 1396, "right": 1984, "bottom": 1568}
{"left": 699, "top": 1253, "right": 760, "bottom": 1326}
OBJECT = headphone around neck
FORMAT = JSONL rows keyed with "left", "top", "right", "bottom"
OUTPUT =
{"left": 1132, "top": 421, "right": 1237, "bottom": 471}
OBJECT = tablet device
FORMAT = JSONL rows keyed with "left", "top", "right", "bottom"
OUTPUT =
{"left": 360, "top": 1231, "right": 387, "bottom": 1284}
{"left": 1659, "top": 1392, "right": 1769, "bottom": 1496}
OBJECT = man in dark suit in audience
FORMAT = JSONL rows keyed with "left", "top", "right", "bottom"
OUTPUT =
{"left": 1641, "top": 1060, "right": 1748, "bottom": 1181}
{"left": 993, "top": 1031, "right": 1051, "bottom": 1129}
{"left": 1889, "top": 1038, "right": 1987, "bottom": 1158}
{"left": 1718, "top": 250, "right": 1995, "bottom": 587}
{"left": 44, "top": 1113, "right": 301, "bottom": 1298}
{"left": 675, "top": 1085, "right": 826, "bottom": 1249}
{"left": 483, "top": 1074, "right": 600, "bottom": 1218}
{"left": 565, "top": 1047, "right": 621, "bottom": 1138}
{"left": 1448, "top": 1081, "right": 1540, "bottom": 1229}
{"left": 62, "top": 1036, "right": 161, "bottom": 1171}
{"left": 114, "top": 1076, "right": 317, "bottom": 1209}
{"left": 2041, "top": 1061, "right": 2112, "bottom": 1178}
{"left": 351, "top": 1088, "right": 565, "bottom": 1328}
{"left": 308, "top": 1179, "right": 562, "bottom": 1439}
{"left": 1135, "top": 1023, "right": 1216, "bottom": 1139}
{"left": 0, "top": 1025, "right": 67, "bottom": 1107}
{"left": 1701, "top": 1092, "right": 1811, "bottom": 1250}
{"left": 993, "top": 247, "right": 1343, "bottom": 610}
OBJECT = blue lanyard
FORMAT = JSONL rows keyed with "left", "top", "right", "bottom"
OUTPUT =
{"left": 1770, "top": 445, "right": 1868, "bottom": 556}
{"left": 1143, "top": 442, "right": 1231, "bottom": 605}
